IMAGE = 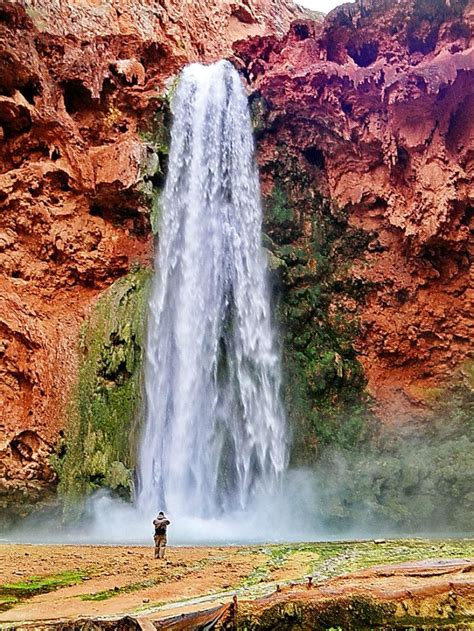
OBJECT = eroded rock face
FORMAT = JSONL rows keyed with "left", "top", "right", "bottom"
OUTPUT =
{"left": 0, "top": 0, "right": 302, "bottom": 524}
{"left": 0, "top": 430, "right": 57, "bottom": 526}
{"left": 19, "top": 0, "right": 303, "bottom": 54}
{"left": 234, "top": 0, "right": 473, "bottom": 422}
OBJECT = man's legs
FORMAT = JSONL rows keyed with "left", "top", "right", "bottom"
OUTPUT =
{"left": 158, "top": 535, "right": 167, "bottom": 559}
{"left": 154, "top": 536, "right": 160, "bottom": 559}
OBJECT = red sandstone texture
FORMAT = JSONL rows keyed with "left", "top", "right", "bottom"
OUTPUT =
{"left": 234, "top": 0, "right": 473, "bottom": 422}
{"left": 0, "top": 0, "right": 301, "bottom": 520}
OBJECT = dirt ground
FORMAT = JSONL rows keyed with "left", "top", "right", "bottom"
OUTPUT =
{"left": 0, "top": 538, "right": 472, "bottom": 627}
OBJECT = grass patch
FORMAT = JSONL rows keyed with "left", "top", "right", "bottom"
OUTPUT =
{"left": 240, "top": 564, "right": 270, "bottom": 587}
{"left": 81, "top": 558, "right": 211, "bottom": 602}
{"left": 331, "top": 538, "right": 474, "bottom": 574}
{"left": 238, "top": 546, "right": 287, "bottom": 587}
{"left": 239, "top": 544, "right": 311, "bottom": 588}
{"left": 0, "top": 570, "right": 88, "bottom": 612}
{"left": 81, "top": 579, "right": 157, "bottom": 601}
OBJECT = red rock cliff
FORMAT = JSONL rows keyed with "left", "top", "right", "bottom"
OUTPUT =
{"left": 0, "top": 0, "right": 472, "bottom": 523}
{"left": 234, "top": 0, "right": 473, "bottom": 423}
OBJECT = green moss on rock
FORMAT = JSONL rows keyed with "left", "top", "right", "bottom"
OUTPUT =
{"left": 138, "top": 104, "right": 171, "bottom": 157}
{"left": 138, "top": 98, "right": 171, "bottom": 235}
{"left": 57, "top": 267, "right": 152, "bottom": 515}
{"left": 249, "top": 92, "right": 270, "bottom": 138}
{"left": 262, "top": 159, "right": 376, "bottom": 461}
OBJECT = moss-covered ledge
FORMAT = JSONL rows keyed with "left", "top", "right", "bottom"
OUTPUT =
{"left": 54, "top": 267, "right": 152, "bottom": 516}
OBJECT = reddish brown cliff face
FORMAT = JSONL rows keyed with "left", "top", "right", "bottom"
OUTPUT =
{"left": 0, "top": 0, "right": 301, "bottom": 522}
{"left": 0, "top": 0, "right": 472, "bottom": 523}
{"left": 234, "top": 0, "right": 473, "bottom": 423}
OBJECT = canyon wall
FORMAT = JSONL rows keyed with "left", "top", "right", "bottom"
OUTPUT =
{"left": 234, "top": 0, "right": 473, "bottom": 426}
{"left": 233, "top": 0, "right": 473, "bottom": 530}
{"left": 0, "top": 0, "right": 472, "bottom": 528}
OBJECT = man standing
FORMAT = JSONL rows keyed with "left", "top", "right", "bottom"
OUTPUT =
{"left": 153, "top": 511, "right": 170, "bottom": 559}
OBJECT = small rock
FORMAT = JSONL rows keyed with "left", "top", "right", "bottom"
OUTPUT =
{"left": 373, "top": 539, "right": 386, "bottom": 544}
{"left": 143, "top": 598, "right": 150, "bottom": 603}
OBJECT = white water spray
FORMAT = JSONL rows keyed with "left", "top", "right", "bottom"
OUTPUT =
{"left": 136, "top": 60, "right": 288, "bottom": 522}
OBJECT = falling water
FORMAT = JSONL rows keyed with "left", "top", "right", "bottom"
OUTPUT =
{"left": 136, "top": 60, "right": 288, "bottom": 521}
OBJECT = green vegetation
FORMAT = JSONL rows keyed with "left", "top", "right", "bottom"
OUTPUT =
{"left": 249, "top": 93, "right": 271, "bottom": 138}
{"left": 268, "top": 185, "right": 294, "bottom": 226}
{"left": 149, "top": 187, "right": 163, "bottom": 235}
{"left": 55, "top": 267, "right": 152, "bottom": 516}
{"left": 306, "top": 538, "right": 474, "bottom": 577}
{"left": 238, "top": 593, "right": 397, "bottom": 631}
{"left": 0, "top": 570, "right": 87, "bottom": 612}
{"left": 239, "top": 547, "right": 291, "bottom": 587}
{"left": 138, "top": 97, "right": 171, "bottom": 235}
{"left": 81, "top": 579, "right": 156, "bottom": 601}
{"left": 138, "top": 102, "right": 171, "bottom": 157}
{"left": 0, "top": 594, "right": 19, "bottom": 613}
{"left": 262, "top": 154, "right": 376, "bottom": 460}
{"left": 239, "top": 538, "right": 474, "bottom": 592}
{"left": 239, "top": 545, "right": 315, "bottom": 588}
{"left": 241, "top": 564, "right": 270, "bottom": 587}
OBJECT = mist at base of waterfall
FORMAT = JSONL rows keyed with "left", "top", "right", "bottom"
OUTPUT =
{"left": 98, "top": 470, "right": 322, "bottom": 545}
{"left": 6, "top": 423, "right": 473, "bottom": 544}
{"left": 7, "top": 465, "right": 471, "bottom": 545}
{"left": 6, "top": 470, "right": 324, "bottom": 545}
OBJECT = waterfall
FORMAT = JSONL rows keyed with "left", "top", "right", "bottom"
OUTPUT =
{"left": 136, "top": 60, "right": 288, "bottom": 521}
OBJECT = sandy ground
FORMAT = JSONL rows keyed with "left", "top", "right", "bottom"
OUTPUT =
{"left": 0, "top": 543, "right": 301, "bottom": 623}
{"left": 0, "top": 539, "right": 473, "bottom": 626}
